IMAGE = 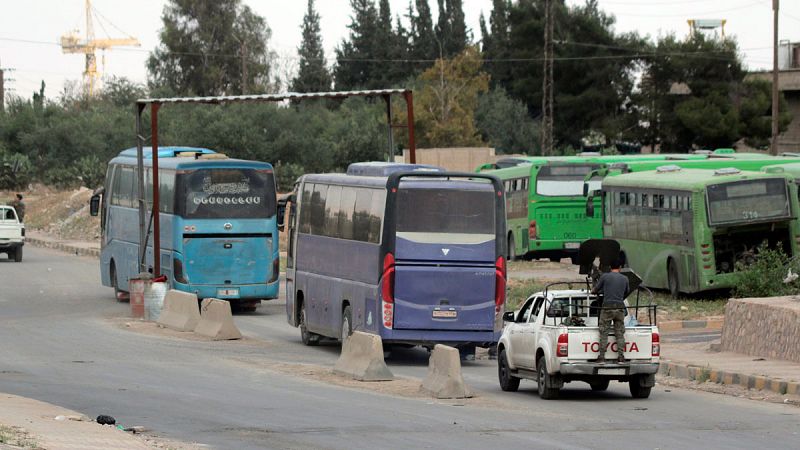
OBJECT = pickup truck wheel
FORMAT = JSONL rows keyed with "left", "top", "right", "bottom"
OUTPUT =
{"left": 498, "top": 349, "right": 520, "bottom": 392}
{"left": 300, "top": 303, "right": 320, "bottom": 346}
{"left": 537, "top": 356, "right": 560, "bottom": 400}
{"left": 13, "top": 247, "right": 22, "bottom": 262}
{"left": 589, "top": 379, "right": 610, "bottom": 391}
{"left": 629, "top": 375, "right": 652, "bottom": 399}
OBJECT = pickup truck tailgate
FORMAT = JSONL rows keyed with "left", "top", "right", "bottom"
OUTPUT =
{"left": 566, "top": 327, "right": 655, "bottom": 360}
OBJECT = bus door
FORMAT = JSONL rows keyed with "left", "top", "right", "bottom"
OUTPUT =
{"left": 283, "top": 194, "right": 299, "bottom": 326}
{"left": 390, "top": 184, "right": 499, "bottom": 332}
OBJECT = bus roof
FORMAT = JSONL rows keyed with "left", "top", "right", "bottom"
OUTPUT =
{"left": 117, "top": 146, "right": 217, "bottom": 158}
{"left": 302, "top": 172, "right": 496, "bottom": 190}
{"left": 609, "top": 155, "right": 800, "bottom": 173}
{"left": 110, "top": 150, "right": 273, "bottom": 171}
{"left": 346, "top": 162, "right": 443, "bottom": 176}
{"left": 602, "top": 167, "right": 789, "bottom": 191}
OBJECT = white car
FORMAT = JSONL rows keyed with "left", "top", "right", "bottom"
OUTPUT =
{"left": 0, "top": 205, "right": 24, "bottom": 262}
{"left": 497, "top": 285, "right": 659, "bottom": 399}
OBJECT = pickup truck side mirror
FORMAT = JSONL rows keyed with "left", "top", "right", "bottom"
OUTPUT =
{"left": 89, "top": 194, "right": 101, "bottom": 217}
{"left": 277, "top": 201, "right": 286, "bottom": 232}
{"left": 502, "top": 311, "right": 515, "bottom": 322}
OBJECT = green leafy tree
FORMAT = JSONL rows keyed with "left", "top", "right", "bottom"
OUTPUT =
{"left": 147, "top": 0, "right": 274, "bottom": 95}
{"left": 476, "top": 87, "right": 540, "bottom": 154}
{"left": 292, "top": 0, "right": 332, "bottom": 92}
{"left": 409, "top": 0, "right": 437, "bottom": 62}
{"left": 736, "top": 79, "right": 792, "bottom": 149}
{"left": 480, "top": 0, "right": 512, "bottom": 88}
{"left": 414, "top": 46, "right": 489, "bottom": 147}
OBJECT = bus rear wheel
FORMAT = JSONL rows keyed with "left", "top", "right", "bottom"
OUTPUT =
{"left": 341, "top": 305, "right": 353, "bottom": 343}
{"left": 507, "top": 235, "right": 516, "bottom": 261}
{"left": 667, "top": 260, "right": 680, "bottom": 298}
{"left": 300, "top": 302, "right": 320, "bottom": 346}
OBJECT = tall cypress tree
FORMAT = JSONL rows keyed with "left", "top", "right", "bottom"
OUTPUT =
{"left": 334, "top": 0, "right": 380, "bottom": 89}
{"left": 434, "top": 0, "right": 468, "bottom": 58}
{"left": 409, "top": 0, "right": 438, "bottom": 62}
{"left": 292, "top": 0, "right": 331, "bottom": 92}
{"left": 483, "top": 0, "right": 512, "bottom": 87}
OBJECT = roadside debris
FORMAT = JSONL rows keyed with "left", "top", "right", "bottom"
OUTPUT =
{"left": 96, "top": 415, "right": 116, "bottom": 425}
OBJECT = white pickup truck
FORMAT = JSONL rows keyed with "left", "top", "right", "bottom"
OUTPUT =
{"left": 0, "top": 205, "right": 24, "bottom": 262}
{"left": 497, "top": 284, "right": 659, "bottom": 399}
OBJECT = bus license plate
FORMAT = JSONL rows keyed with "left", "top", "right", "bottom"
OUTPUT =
{"left": 217, "top": 288, "right": 239, "bottom": 297}
{"left": 597, "top": 368, "right": 626, "bottom": 375}
{"left": 432, "top": 310, "right": 457, "bottom": 318}
{"left": 564, "top": 242, "right": 580, "bottom": 249}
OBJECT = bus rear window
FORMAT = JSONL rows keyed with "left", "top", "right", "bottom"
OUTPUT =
{"left": 396, "top": 188, "right": 495, "bottom": 240}
{"left": 536, "top": 164, "right": 601, "bottom": 196}
{"left": 179, "top": 168, "right": 276, "bottom": 219}
{"left": 707, "top": 178, "right": 790, "bottom": 225}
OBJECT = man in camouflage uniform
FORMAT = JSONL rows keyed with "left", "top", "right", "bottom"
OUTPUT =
{"left": 591, "top": 259, "right": 629, "bottom": 364}
{"left": 9, "top": 194, "right": 25, "bottom": 222}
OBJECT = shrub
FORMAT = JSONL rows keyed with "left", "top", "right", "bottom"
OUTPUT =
{"left": 733, "top": 243, "right": 800, "bottom": 298}
{"left": 275, "top": 162, "right": 305, "bottom": 192}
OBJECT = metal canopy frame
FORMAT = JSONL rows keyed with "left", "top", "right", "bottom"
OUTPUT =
{"left": 134, "top": 89, "right": 417, "bottom": 275}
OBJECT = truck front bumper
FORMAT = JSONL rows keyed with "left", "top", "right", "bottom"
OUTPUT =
{"left": 560, "top": 362, "right": 659, "bottom": 376}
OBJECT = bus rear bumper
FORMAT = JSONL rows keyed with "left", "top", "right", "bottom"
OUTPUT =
{"left": 379, "top": 329, "right": 500, "bottom": 348}
{"left": 173, "top": 280, "right": 280, "bottom": 301}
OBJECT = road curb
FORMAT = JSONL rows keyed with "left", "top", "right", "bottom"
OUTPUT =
{"left": 659, "top": 317, "right": 724, "bottom": 332}
{"left": 658, "top": 360, "right": 800, "bottom": 396}
{"left": 25, "top": 237, "right": 100, "bottom": 259}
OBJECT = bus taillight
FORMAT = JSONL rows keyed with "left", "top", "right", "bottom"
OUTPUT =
{"left": 495, "top": 256, "right": 506, "bottom": 313}
{"left": 381, "top": 253, "right": 395, "bottom": 328}
{"left": 528, "top": 220, "right": 538, "bottom": 239}
{"left": 269, "top": 258, "right": 280, "bottom": 283}
{"left": 174, "top": 258, "right": 187, "bottom": 284}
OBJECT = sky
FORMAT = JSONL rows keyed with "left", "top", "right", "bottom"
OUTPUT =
{"left": 1, "top": 0, "right": 799, "bottom": 97}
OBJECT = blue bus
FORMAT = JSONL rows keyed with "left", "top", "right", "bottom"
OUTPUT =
{"left": 282, "top": 164, "right": 507, "bottom": 353}
{"left": 91, "top": 147, "right": 280, "bottom": 309}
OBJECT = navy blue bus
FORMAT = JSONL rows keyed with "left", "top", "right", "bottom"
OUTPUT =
{"left": 94, "top": 147, "right": 280, "bottom": 308}
{"left": 283, "top": 163, "right": 507, "bottom": 352}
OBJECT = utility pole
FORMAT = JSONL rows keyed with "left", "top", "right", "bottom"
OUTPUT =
{"left": 0, "top": 65, "right": 4, "bottom": 113}
{"left": 771, "top": 0, "right": 780, "bottom": 156}
{"left": 541, "top": 0, "right": 554, "bottom": 156}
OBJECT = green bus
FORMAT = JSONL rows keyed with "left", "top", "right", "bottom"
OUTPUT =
{"left": 488, "top": 153, "right": 713, "bottom": 262}
{"left": 599, "top": 167, "right": 800, "bottom": 296}
{"left": 519, "top": 155, "right": 800, "bottom": 262}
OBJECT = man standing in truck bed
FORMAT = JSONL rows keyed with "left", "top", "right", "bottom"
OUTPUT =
{"left": 591, "top": 259, "right": 629, "bottom": 364}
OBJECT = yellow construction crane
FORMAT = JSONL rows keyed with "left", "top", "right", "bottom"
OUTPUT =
{"left": 61, "top": 0, "right": 140, "bottom": 95}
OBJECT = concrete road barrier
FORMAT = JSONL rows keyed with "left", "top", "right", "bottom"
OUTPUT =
{"left": 157, "top": 290, "right": 201, "bottom": 332}
{"left": 333, "top": 331, "right": 393, "bottom": 381}
{"left": 421, "top": 344, "right": 473, "bottom": 399}
{"left": 194, "top": 298, "right": 242, "bottom": 340}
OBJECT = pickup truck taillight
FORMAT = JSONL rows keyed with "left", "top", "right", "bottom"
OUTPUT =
{"left": 381, "top": 253, "right": 395, "bottom": 329}
{"left": 652, "top": 332, "right": 660, "bottom": 357}
{"left": 495, "top": 256, "right": 506, "bottom": 313}
{"left": 556, "top": 333, "right": 568, "bottom": 357}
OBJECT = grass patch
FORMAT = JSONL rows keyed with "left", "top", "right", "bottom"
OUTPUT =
{"left": 0, "top": 425, "right": 39, "bottom": 448}
{"left": 507, "top": 278, "right": 544, "bottom": 311}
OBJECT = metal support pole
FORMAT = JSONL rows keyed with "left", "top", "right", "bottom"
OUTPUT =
{"left": 151, "top": 103, "right": 161, "bottom": 276}
{"left": 404, "top": 91, "right": 416, "bottom": 164}
{"left": 771, "top": 0, "right": 780, "bottom": 156}
{"left": 135, "top": 103, "right": 147, "bottom": 272}
{"left": 384, "top": 94, "right": 395, "bottom": 162}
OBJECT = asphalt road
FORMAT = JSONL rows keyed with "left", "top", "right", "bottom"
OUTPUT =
{"left": 1, "top": 246, "right": 798, "bottom": 449}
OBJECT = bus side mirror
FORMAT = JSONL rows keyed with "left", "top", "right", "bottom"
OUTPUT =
{"left": 89, "top": 194, "right": 101, "bottom": 217}
{"left": 503, "top": 311, "right": 515, "bottom": 322}
{"left": 277, "top": 200, "right": 287, "bottom": 232}
{"left": 586, "top": 195, "right": 594, "bottom": 218}
{"left": 582, "top": 183, "right": 589, "bottom": 197}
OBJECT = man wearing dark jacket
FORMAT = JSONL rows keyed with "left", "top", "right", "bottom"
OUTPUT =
{"left": 591, "top": 259, "right": 629, "bottom": 363}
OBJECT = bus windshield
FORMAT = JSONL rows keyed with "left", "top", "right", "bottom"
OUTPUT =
{"left": 179, "top": 168, "right": 276, "bottom": 219}
{"left": 707, "top": 178, "right": 790, "bottom": 225}
{"left": 396, "top": 188, "right": 495, "bottom": 243}
{"left": 536, "top": 164, "right": 601, "bottom": 196}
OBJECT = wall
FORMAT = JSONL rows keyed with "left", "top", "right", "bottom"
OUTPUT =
{"left": 399, "top": 147, "right": 496, "bottom": 172}
{"left": 720, "top": 296, "right": 800, "bottom": 363}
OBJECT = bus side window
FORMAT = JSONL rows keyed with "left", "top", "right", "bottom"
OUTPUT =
{"left": 338, "top": 187, "right": 357, "bottom": 240}
{"left": 324, "top": 185, "right": 342, "bottom": 238}
{"left": 353, "top": 188, "right": 372, "bottom": 242}
{"left": 368, "top": 189, "right": 385, "bottom": 244}
{"left": 298, "top": 183, "right": 313, "bottom": 234}
{"left": 159, "top": 170, "right": 175, "bottom": 213}
{"left": 309, "top": 184, "right": 328, "bottom": 236}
